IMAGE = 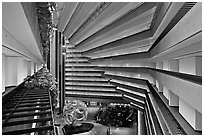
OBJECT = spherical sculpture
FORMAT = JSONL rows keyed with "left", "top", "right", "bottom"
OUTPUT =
{"left": 63, "top": 100, "right": 88, "bottom": 127}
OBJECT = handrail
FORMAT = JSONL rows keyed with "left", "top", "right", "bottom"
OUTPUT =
{"left": 148, "top": 68, "right": 201, "bottom": 85}
{"left": 48, "top": 88, "right": 57, "bottom": 135}
{"left": 146, "top": 81, "right": 187, "bottom": 134}
{"left": 102, "top": 73, "right": 191, "bottom": 135}
{"left": 98, "top": 66, "right": 202, "bottom": 85}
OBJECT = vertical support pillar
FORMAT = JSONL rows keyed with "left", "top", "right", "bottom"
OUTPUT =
{"left": 163, "top": 60, "right": 168, "bottom": 71}
{"left": 55, "top": 30, "right": 59, "bottom": 82}
{"left": 179, "top": 98, "right": 202, "bottom": 131}
{"left": 62, "top": 53, "right": 65, "bottom": 110}
{"left": 195, "top": 56, "right": 202, "bottom": 76}
{"left": 168, "top": 90, "right": 179, "bottom": 106}
{"left": 50, "top": 29, "right": 56, "bottom": 77}
{"left": 152, "top": 79, "right": 156, "bottom": 86}
{"left": 34, "top": 62, "right": 36, "bottom": 73}
{"left": 156, "top": 61, "right": 163, "bottom": 70}
{"left": 58, "top": 31, "right": 62, "bottom": 112}
{"left": 27, "top": 61, "right": 31, "bottom": 76}
{"left": 2, "top": 54, "right": 6, "bottom": 92}
{"left": 5, "top": 57, "right": 26, "bottom": 86}
{"left": 19, "top": 58, "right": 27, "bottom": 84}
{"left": 168, "top": 59, "right": 179, "bottom": 106}
{"left": 151, "top": 62, "right": 156, "bottom": 85}
{"left": 47, "top": 45, "right": 50, "bottom": 71}
{"left": 156, "top": 80, "right": 163, "bottom": 92}
{"left": 61, "top": 35, "right": 66, "bottom": 111}
{"left": 138, "top": 110, "right": 146, "bottom": 135}
{"left": 155, "top": 61, "right": 163, "bottom": 93}
{"left": 195, "top": 110, "right": 202, "bottom": 130}
{"left": 163, "top": 85, "right": 169, "bottom": 100}
{"left": 168, "top": 59, "right": 179, "bottom": 72}
{"left": 30, "top": 61, "right": 34, "bottom": 75}
{"left": 179, "top": 56, "right": 202, "bottom": 76}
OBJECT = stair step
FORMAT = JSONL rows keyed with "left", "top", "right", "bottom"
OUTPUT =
{"left": 66, "top": 61, "right": 89, "bottom": 64}
{"left": 65, "top": 75, "right": 104, "bottom": 78}
{"left": 65, "top": 77, "right": 110, "bottom": 81}
{"left": 65, "top": 85, "right": 115, "bottom": 89}
{"left": 13, "top": 96, "right": 49, "bottom": 100}
{"left": 110, "top": 79, "right": 147, "bottom": 89}
{"left": 66, "top": 56, "right": 89, "bottom": 59}
{"left": 65, "top": 82, "right": 115, "bottom": 87}
{"left": 117, "top": 87, "right": 146, "bottom": 98}
{"left": 2, "top": 111, "right": 51, "bottom": 119}
{"left": 66, "top": 58, "right": 88, "bottom": 62}
{"left": 123, "top": 94, "right": 145, "bottom": 107}
{"left": 110, "top": 81, "right": 146, "bottom": 94}
{"left": 12, "top": 99, "right": 50, "bottom": 104}
{"left": 3, "top": 117, "right": 52, "bottom": 127}
{"left": 3, "top": 102, "right": 50, "bottom": 109}
{"left": 5, "top": 101, "right": 50, "bottom": 107}
{"left": 65, "top": 72, "right": 102, "bottom": 76}
{"left": 65, "top": 91, "right": 122, "bottom": 97}
{"left": 65, "top": 63, "right": 94, "bottom": 66}
{"left": 65, "top": 86, "right": 116, "bottom": 91}
{"left": 66, "top": 51, "right": 81, "bottom": 54}
{"left": 130, "top": 102, "right": 144, "bottom": 111}
{"left": 65, "top": 90, "right": 117, "bottom": 95}
{"left": 65, "top": 65, "right": 96, "bottom": 68}
{"left": 17, "top": 93, "right": 49, "bottom": 96}
{"left": 2, "top": 125, "right": 53, "bottom": 135}
{"left": 25, "top": 92, "right": 48, "bottom": 94}
{"left": 65, "top": 68, "right": 100, "bottom": 71}
{"left": 12, "top": 96, "right": 49, "bottom": 100}
{"left": 3, "top": 106, "right": 51, "bottom": 114}
{"left": 66, "top": 54, "right": 82, "bottom": 57}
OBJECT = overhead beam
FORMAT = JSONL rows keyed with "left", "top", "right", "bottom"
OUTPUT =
{"left": 83, "top": 29, "right": 153, "bottom": 55}
{"left": 86, "top": 3, "right": 196, "bottom": 62}
{"left": 76, "top": 2, "right": 157, "bottom": 49}
{"left": 101, "top": 67, "right": 201, "bottom": 85}
{"left": 63, "top": 3, "right": 84, "bottom": 36}
{"left": 58, "top": 2, "right": 78, "bottom": 32}
{"left": 91, "top": 51, "right": 150, "bottom": 62}
{"left": 149, "top": 2, "right": 196, "bottom": 51}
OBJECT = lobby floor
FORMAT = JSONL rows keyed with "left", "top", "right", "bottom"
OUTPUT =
{"left": 78, "top": 106, "right": 138, "bottom": 135}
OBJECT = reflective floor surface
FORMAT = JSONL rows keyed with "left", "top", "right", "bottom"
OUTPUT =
{"left": 78, "top": 106, "right": 138, "bottom": 135}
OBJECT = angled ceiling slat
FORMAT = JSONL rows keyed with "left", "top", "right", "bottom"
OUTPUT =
{"left": 55, "top": 2, "right": 199, "bottom": 64}
{"left": 76, "top": 2, "right": 157, "bottom": 50}
{"left": 2, "top": 2, "right": 43, "bottom": 63}
{"left": 79, "top": 6, "right": 157, "bottom": 52}
{"left": 57, "top": 2, "right": 78, "bottom": 32}
{"left": 85, "top": 2, "right": 193, "bottom": 62}
{"left": 67, "top": 2, "right": 102, "bottom": 39}
{"left": 82, "top": 29, "right": 153, "bottom": 57}
{"left": 63, "top": 2, "right": 101, "bottom": 39}
{"left": 70, "top": 2, "right": 140, "bottom": 45}
{"left": 84, "top": 38, "right": 154, "bottom": 57}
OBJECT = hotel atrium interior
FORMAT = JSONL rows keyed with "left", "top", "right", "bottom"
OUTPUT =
{"left": 2, "top": 2, "right": 202, "bottom": 135}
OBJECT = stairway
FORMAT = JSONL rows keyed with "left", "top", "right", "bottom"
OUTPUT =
{"left": 65, "top": 46, "right": 122, "bottom": 101}
{"left": 2, "top": 88, "right": 54, "bottom": 135}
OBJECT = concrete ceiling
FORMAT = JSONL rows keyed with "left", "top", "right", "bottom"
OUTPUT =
{"left": 54, "top": 2, "right": 156, "bottom": 51}
{"left": 2, "top": 2, "right": 43, "bottom": 63}
{"left": 54, "top": 2, "right": 200, "bottom": 64}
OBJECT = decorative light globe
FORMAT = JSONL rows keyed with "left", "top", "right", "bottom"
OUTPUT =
{"left": 63, "top": 100, "right": 88, "bottom": 127}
